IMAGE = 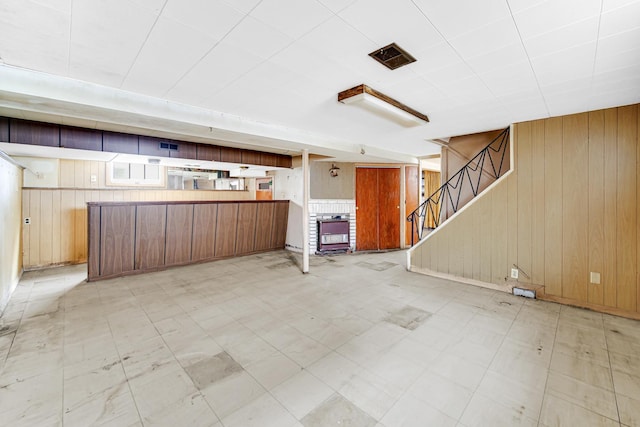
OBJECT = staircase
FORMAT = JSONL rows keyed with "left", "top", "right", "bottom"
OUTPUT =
{"left": 407, "top": 127, "right": 510, "bottom": 245}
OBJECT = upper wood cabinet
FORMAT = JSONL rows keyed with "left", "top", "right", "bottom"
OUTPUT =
{"left": 241, "top": 149, "right": 262, "bottom": 165}
{"left": 196, "top": 144, "right": 221, "bottom": 162}
{"left": 103, "top": 131, "right": 138, "bottom": 154}
{"left": 60, "top": 127, "right": 102, "bottom": 151}
{"left": 276, "top": 155, "right": 292, "bottom": 168}
{"left": 0, "top": 117, "right": 8, "bottom": 142}
{"left": 220, "top": 146, "right": 242, "bottom": 163}
{"left": 170, "top": 141, "right": 196, "bottom": 159}
{"left": 9, "top": 119, "right": 60, "bottom": 146}
{"left": 260, "top": 152, "right": 277, "bottom": 167}
{"left": 138, "top": 135, "right": 170, "bottom": 157}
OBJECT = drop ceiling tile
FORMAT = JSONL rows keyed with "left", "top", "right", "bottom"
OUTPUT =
{"left": 506, "top": 0, "right": 546, "bottom": 14}
{"left": 412, "top": 0, "right": 511, "bottom": 39}
{"left": 69, "top": 0, "right": 160, "bottom": 87}
{"left": 545, "top": 90, "right": 591, "bottom": 116}
{"left": 29, "top": 0, "right": 71, "bottom": 13}
{"left": 221, "top": 0, "right": 261, "bottom": 14}
{"left": 339, "top": 0, "right": 443, "bottom": 48}
{"left": 513, "top": 0, "right": 601, "bottom": 40}
{"left": 602, "top": 0, "right": 640, "bottom": 12}
{"left": 409, "top": 43, "right": 463, "bottom": 77}
{"left": 464, "top": 42, "right": 529, "bottom": 75}
{"left": 529, "top": 42, "right": 597, "bottom": 87}
{"left": 592, "top": 66, "right": 640, "bottom": 93}
{"left": 595, "top": 45, "right": 640, "bottom": 74}
{"left": 251, "top": 0, "right": 333, "bottom": 39}
{"left": 437, "top": 75, "right": 495, "bottom": 104}
{"left": 588, "top": 87, "right": 640, "bottom": 111}
{"left": 449, "top": 17, "right": 520, "bottom": 59}
{"left": 130, "top": 0, "right": 166, "bottom": 14}
{"left": 317, "top": 0, "right": 358, "bottom": 14}
{"left": 165, "top": 41, "right": 265, "bottom": 105}
{"left": 162, "top": 0, "right": 244, "bottom": 40}
{"left": 599, "top": 0, "right": 640, "bottom": 37}
{"left": 122, "top": 16, "right": 218, "bottom": 96}
{"left": 224, "top": 15, "right": 293, "bottom": 59}
{"left": 522, "top": 17, "right": 600, "bottom": 58}
{"left": 421, "top": 61, "right": 476, "bottom": 86}
{"left": 269, "top": 43, "right": 336, "bottom": 77}
{"left": 478, "top": 61, "right": 538, "bottom": 97}
{"left": 297, "top": 16, "right": 376, "bottom": 62}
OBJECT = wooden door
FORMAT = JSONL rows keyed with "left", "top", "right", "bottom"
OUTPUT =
{"left": 405, "top": 166, "right": 419, "bottom": 246}
{"left": 356, "top": 168, "right": 400, "bottom": 251}
{"left": 379, "top": 168, "right": 400, "bottom": 249}
{"left": 356, "top": 168, "right": 379, "bottom": 250}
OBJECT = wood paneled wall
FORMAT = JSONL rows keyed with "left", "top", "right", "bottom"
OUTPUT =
{"left": 410, "top": 104, "right": 640, "bottom": 319}
{"left": 22, "top": 188, "right": 251, "bottom": 269}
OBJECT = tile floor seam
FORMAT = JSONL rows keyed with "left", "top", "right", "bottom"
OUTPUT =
{"left": 99, "top": 282, "right": 145, "bottom": 427}
{"left": 603, "top": 313, "right": 623, "bottom": 426}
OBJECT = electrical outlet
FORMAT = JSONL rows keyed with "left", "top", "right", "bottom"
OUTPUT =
{"left": 590, "top": 272, "right": 601, "bottom": 284}
{"left": 24, "top": 217, "right": 31, "bottom": 224}
{"left": 90, "top": 174, "right": 97, "bottom": 183}
{"left": 510, "top": 268, "right": 519, "bottom": 279}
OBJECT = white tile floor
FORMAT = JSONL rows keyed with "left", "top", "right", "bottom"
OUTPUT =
{"left": 0, "top": 250, "right": 639, "bottom": 427}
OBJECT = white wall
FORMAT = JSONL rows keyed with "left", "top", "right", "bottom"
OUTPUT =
{"left": 0, "top": 153, "right": 23, "bottom": 314}
{"left": 271, "top": 167, "right": 304, "bottom": 251}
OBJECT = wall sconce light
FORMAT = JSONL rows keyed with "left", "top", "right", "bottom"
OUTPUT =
{"left": 338, "top": 84, "right": 429, "bottom": 127}
{"left": 329, "top": 164, "right": 340, "bottom": 177}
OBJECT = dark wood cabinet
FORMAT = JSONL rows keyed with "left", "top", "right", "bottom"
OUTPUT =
{"left": 138, "top": 135, "right": 170, "bottom": 157}
{"left": 60, "top": 127, "right": 102, "bottom": 151}
{"left": 135, "top": 205, "right": 167, "bottom": 270}
{"left": 103, "top": 131, "right": 138, "bottom": 154}
{"left": 99, "top": 206, "right": 136, "bottom": 277}
{"left": 260, "top": 152, "right": 277, "bottom": 167}
{"left": 220, "top": 146, "right": 242, "bottom": 163}
{"left": 0, "top": 117, "right": 8, "bottom": 142}
{"left": 9, "top": 119, "right": 60, "bottom": 146}
{"left": 241, "top": 150, "right": 262, "bottom": 166}
{"left": 87, "top": 200, "right": 288, "bottom": 281}
{"left": 215, "top": 203, "right": 238, "bottom": 257}
{"left": 276, "top": 155, "right": 292, "bottom": 168}
{"left": 170, "top": 141, "right": 196, "bottom": 159}
{"left": 165, "top": 204, "right": 193, "bottom": 266}
{"left": 196, "top": 144, "right": 221, "bottom": 161}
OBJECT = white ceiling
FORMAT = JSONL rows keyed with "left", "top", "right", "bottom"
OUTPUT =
{"left": 0, "top": 0, "right": 639, "bottom": 162}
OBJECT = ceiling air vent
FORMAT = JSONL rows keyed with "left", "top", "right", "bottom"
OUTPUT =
{"left": 368, "top": 43, "right": 416, "bottom": 70}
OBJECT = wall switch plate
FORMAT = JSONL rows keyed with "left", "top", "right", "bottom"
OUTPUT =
{"left": 24, "top": 217, "right": 30, "bottom": 224}
{"left": 590, "top": 272, "right": 601, "bottom": 284}
{"left": 510, "top": 268, "right": 519, "bottom": 279}
{"left": 90, "top": 174, "right": 97, "bottom": 183}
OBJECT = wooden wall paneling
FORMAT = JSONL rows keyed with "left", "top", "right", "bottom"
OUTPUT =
{"left": 588, "top": 110, "right": 605, "bottom": 305}
{"left": 39, "top": 190, "right": 53, "bottom": 265}
{"left": 220, "top": 146, "right": 242, "bottom": 163}
{"left": 448, "top": 209, "right": 463, "bottom": 276}
{"left": 29, "top": 190, "right": 40, "bottom": 266}
{"left": 544, "top": 117, "right": 563, "bottom": 296}
{"left": 241, "top": 150, "right": 262, "bottom": 165}
{"left": 59, "top": 160, "right": 75, "bottom": 187}
{"left": 22, "top": 191, "right": 30, "bottom": 267}
{"left": 191, "top": 204, "right": 218, "bottom": 261}
{"left": 60, "top": 190, "right": 75, "bottom": 264}
{"left": 254, "top": 203, "right": 275, "bottom": 251}
{"left": 260, "top": 152, "right": 277, "bottom": 167}
{"left": 51, "top": 190, "right": 61, "bottom": 263}
{"left": 405, "top": 166, "right": 419, "bottom": 246}
{"left": 215, "top": 203, "right": 238, "bottom": 257}
{"left": 171, "top": 141, "right": 196, "bottom": 159}
{"left": 75, "top": 191, "right": 88, "bottom": 262}
{"left": 436, "top": 227, "right": 449, "bottom": 274}
{"left": 463, "top": 203, "right": 476, "bottom": 278}
{"left": 90, "top": 161, "right": 100, "bottom": 188}
{"left": 135, "top": 205, "right": 167, "bottom": 270}
{"left": 478, "top": 189, "right": 492, "bottom": 283}
{"left": 378, "top": 168, "right": 400, "bottom": 250}
{"left": 507, "top": 128, "right": 519, "bottom": 282}
{"left": 562, "top": 113, "right": 589, "bottom": 301}
{"left": 617, "top": 105, "right": 637, "bottom": 311}
{"left": 517, "top": 121, "right": 533, "bottom": 284}
{"left": 74, "top": 161, "right": 85, "bottom": 189}
{"left": 531, "top": 120, "right": 546, "bottom": 287}
{"left": 637, "top": 106, "right": 640, "bottom": 313}
{"left": 103, "top": 131, "right": 138, "bottom": 154}
{"left": 100, "top": 205, "right": 135, "bottom": 277}
{"left": 196, "top": 144, "right": 221, "bottom": 162}
{"left": 165, "top": 204, "right": 193, "bottom": 266}
{"left": 87, "top": 205, "right": 101, "bottom": 279}
{"left": 9, "top": 119, "right": 59, "bottom": 146}
{"left": 606, "top": 108, "right": 624, "bottom": 308}
{"left": 491, "top": 178, "right": 508, "bottom": 284}
{"left": 0, "top": 116, "right": 8, "bottom": 141}
{"left": 355, "top": 168, "right": 379, "bottom": 251}
{"left": 60, "top": 127, "right": 102, "bottom": 151}
{"left": 236, "top": 203, "right": 258, "bottom": 254}
{"left": 138, "top": 136, "right": 170, "bottom": 157}
{"left": 271, "top": 201, "right": 289, "bottom": 249}
{"left": 276, "top": 155, "right": 292, "bottom": 168}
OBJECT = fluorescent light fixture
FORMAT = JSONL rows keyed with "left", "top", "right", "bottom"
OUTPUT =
{"left": 338, "top": 84, "right": 429, "bottom": 127}
{"left": 229, "top": 167, "right": 266, "bottom": 178}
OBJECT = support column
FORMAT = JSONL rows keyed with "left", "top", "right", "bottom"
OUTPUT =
{"left": 302, "top": 149, "right": 310, "bottom": 273}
